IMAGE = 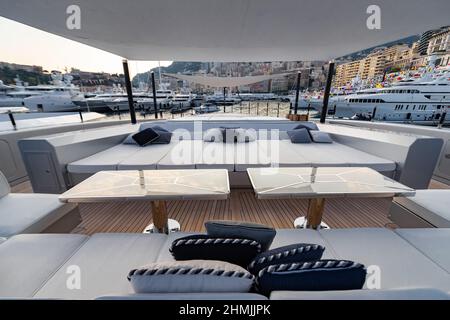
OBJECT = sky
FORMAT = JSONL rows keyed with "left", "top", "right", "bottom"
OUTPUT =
{"left": 0, "top": 17, "right": 172, "bottom": 77}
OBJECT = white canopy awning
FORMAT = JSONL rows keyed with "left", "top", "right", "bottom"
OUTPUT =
{"left": 163, "top": 73, "right": 292, "bottom": 87}
{"left": 0, "top": 0, "right": 448, "bottom": 61}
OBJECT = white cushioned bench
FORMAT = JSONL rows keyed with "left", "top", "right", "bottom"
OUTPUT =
{"left": 117, "top": 141, "right": 179, "bottom": 170}
{"left": 0, "top": 234, "right": 88, "bottom": 298}
{"left": 1, "top": 228, "right": 450, "bottom": 299}
{"left": 395, "top": 228, "right": 450, "bottom": 274}
{"left": 67, "top": 144, "right": 143, "bottom": 174}
{"left": 67, "top": 139, "right": 396, "bottom": 180}
{"left": 390, "top": 190, "right": 450, "bottom": 228}
{"left": 0, "top": 172, "right": 81, "bottom": 238}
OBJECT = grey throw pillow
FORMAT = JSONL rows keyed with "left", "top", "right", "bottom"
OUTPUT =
{"left": 310, "top": 131, "right": 333, "bottom": 143}
{"left": 151, "top": 131, "right": 173, "bottom": 144}
{"left": 294, "top": 122, "right": 319, "bottom": 131}
{"left": 287, "top": 128, "right": 312, "bottom": 144}
{"left": 205, "top": 220, "right": 276, "bottom": 251}
{"left": 123, "top": 132, "right": 138, "bottom": 144}
{"left": 128, "top": 260, "right": 255, "bottom": 293}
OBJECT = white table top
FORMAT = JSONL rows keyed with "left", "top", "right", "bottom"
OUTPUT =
{"left": 59, "top": 170, "right": 230, "bottom": 203}
{"left": 247, "top": 167, "right": 415, "bottom": 199}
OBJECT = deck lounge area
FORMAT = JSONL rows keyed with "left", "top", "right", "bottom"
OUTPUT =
{"left": 10, "top": 172, "right": 448, "bottom": 236}
{"left": 13, "top": 181, "right": 394, "bottom": 234}
{"left": 1, "top": 0, "right": 450, "bottom": 303}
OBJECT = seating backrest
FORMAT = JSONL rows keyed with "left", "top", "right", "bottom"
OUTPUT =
{"left": 0, "top": 171, "right": 11, "bottom": 198}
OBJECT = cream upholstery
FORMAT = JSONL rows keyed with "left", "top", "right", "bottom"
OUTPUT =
{"left": 1, "top": 229, "right": 450, "bottom": 299}
{"left": 34, "top": 233, "right": 167, "bottom": 300}
{"left": 117, "top": 141, "right": 179, "bottom": 170}
{"left": 0, "top": 234, "right": 88, "bottom": 298}
{"left": 270, "top": 289, "right": 450, "bottom": 300}
{"left": 394, "top": 190, "right": 450, "bottom": 228}
{"left": 0, "top": 194, "right": 78, "bottom": 238}
{"left": 395, "top": 228, "right": 450, "bottom": 274}
{"left": 67, "top": 144, "right": 142, "bottom": 173}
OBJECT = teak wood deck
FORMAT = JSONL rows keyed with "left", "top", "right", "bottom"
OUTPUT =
{"left": 12, "top": 179, "right": 449, "bottom": 235}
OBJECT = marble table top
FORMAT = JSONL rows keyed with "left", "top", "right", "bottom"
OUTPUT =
{"left": 59, "top": 169, "right": 230, "bottom": 203}
{"left": 247, "top": 167, "right": 415, "bottom": 199}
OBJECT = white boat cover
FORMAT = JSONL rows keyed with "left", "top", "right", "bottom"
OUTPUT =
{"left": 0, "top": 0, "right": 448, "bottom": 61}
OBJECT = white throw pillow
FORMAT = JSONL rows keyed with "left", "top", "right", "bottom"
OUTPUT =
{"left": 235, "top": 128, "right": 257, "bottom": 143}
{"left": 203, "top": 128, "right": 224, "bottom": 143}
{"left": 128, "top": 260, "right": 255, "bottom": 293}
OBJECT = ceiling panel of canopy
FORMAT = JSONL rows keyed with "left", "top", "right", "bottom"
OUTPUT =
{"left": 0, "top": 0, "right": 448, "bottom": 61}
{"left": 163, "top": 73, "right": 294, "bottom": 87}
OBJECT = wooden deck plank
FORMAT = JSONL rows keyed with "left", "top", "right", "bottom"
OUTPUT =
{"left": 70, "top": 189, "right": 397, "bottom": 235}
{"left": 10, "top": 178, "right": 448, "bottom": 235}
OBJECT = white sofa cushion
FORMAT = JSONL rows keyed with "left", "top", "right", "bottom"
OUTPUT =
{"left": 264, "top": 140, "right": 312, "bottom": 167}
{"left": 128, "top": 260, "right": 254, "bottom": 294}
{"left": 34, "top": 233, "right": 168, "bottom": 299}
{"left": 67, "top": 144, "right": 142, "bottom": 174}
{"left": 0, "top": 194, "right": 77, "bottom": 238}
{"left": 196, "top": 142, "right": 235, "bottom": 171}
{"left": 117, "top": 141, "right": 179, "bottom": 170}
{"left": 97, "top": 293, "right": 267, "bottom": 300}
{"left": 288, "top": 142, "right": 396, "bottom": 172}
{"left": 234, "top": 140, "right": 271, "bottom": 172}
{"left": 270, "top": 288, "right": 450, "bottom": 300}
{"left": 269, "top": 229, "right": 337, "bottom": 259}
{"left": 0, "top": 171, "right": 10, "bottom": 198}
{"left": 319, "top": 228, "right": 450, "bottom": 292}
{"left": 395, "top": 229, "right": 450, "bottom": 274}
{"left": 394, "top": 190, "right": 450, "bottom": 228}
{"left": 0, "top": 234, "right": 88, "bottom": 298}
{"left": 157, "top": 140, "right": 203, "bottom": 169}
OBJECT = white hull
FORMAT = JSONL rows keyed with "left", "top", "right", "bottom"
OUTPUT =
{"left": 24, "top": 94, "right": 79, "bottom": 112}
{"left": 0, "top": 97, "right": 24, "bottom": 108}
{"left": 316, "top": 75, "right": 450, "bottom": 125}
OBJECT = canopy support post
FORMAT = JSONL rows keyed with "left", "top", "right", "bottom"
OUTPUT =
{"left": 294, "top": 72, "right": 301, "bottom": 115}
{"left": 320, "top": 62, "right": 335, "bottom": 124}
{"left": 223, "top": 87, "right": 226, "bottom": 113}
{"left": 122, "top": 59, "right": 137, "bottom": 125}
{"left": 151, "top": 72, "right": 159, "bottom": 119}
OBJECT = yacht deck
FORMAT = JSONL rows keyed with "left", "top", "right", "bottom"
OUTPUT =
{"left": 12, "top": 180, "right": 448, "bottom": 235}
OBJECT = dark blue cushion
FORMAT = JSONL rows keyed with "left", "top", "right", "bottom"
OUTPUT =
{"left": 287, "top": 128, "right": 312, "bottom": 144}
{"left": 256, "top": 260, "right": 366, "bottom": 296}
{"left": 205, "top": 220, "right": 276, "bottom": 252}
{"left": 309, "top": 131, "right": 333, "bottom": 144}
{"left": 170, "top": 235, "right": 262, "bottom": 268}
{"left": 294, "top": 122, "right": 319, "bottom": 131}
{"left": 248, "top": 243, "right": 325, "bottom": 275}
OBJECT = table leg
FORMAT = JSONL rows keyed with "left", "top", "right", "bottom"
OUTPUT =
{"left": 293, "top": 198, "right": 329, "bottom": 230}
{"left": 145, "top": 200, "right": 181, "bottom": 234}
{"left": 151, "top": 200, "right": 169, "bottom": 233}
{"left": 306, "top": 198, "right": 326, "bottom": 229}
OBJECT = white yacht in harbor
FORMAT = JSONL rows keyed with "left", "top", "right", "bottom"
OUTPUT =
{"left": 22, "top": 73, "right": 81, "bottom": 112}
{"left": 73, "top": 84, "right": 175, "bottom": 112}
{"left": 328, "top": 72, "right": 450, "bottom": 124}
{"left": 0, "top": 78, "right": 52, "bottom": 108}
{"left": 206, "top": 91, "right": 241, "bottom": 105}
